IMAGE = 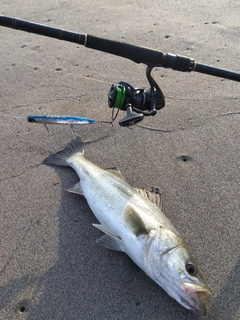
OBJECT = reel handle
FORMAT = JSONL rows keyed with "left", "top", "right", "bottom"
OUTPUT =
{"left": 119, "top": 105, "right": 144, "bottom": 127}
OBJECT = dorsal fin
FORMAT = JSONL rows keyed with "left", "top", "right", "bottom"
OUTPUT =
{"left": 106, "top": 167, "right": 125, "bottom": 180}
{"left": 135, "top": 187, "right": 163, "bottom": 211}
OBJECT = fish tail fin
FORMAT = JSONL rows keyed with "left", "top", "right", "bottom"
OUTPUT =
{"left": 43, "top": 136, "right": 84, "bottom": 167}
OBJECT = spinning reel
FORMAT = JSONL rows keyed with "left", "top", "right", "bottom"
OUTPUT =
{"left": 108, "top": 65, "right": 165, "bottom": 126}
{"left": 1, "top": 15, "right": 240, "bottom": 128}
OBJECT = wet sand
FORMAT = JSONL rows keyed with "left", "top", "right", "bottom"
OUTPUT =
{"left": 0, "top": 1, "right": 239, "bottom": 319}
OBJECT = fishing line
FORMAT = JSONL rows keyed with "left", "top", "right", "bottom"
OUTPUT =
{"left": 111, "top": 107, "right": 120, "bottom": 123}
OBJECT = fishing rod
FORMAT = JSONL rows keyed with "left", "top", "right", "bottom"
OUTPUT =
{"left": 1, "top": 15, "right": 240, "bottom": 126}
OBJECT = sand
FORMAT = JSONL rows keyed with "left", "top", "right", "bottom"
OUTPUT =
{"left": 0, "top": 1, "right": 239, "bottom": 319}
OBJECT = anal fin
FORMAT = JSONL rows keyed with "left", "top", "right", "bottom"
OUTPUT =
{"left": 67, "top": 181, "right": 84, "bottom": 196}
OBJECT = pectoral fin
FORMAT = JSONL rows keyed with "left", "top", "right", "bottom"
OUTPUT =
{"left": 120, "top": 254, "right": 140, "bottom": 282}
{"left": 124, "top": 206, "right": 148, "bottom": 237}
{"left": 67, "top": 182, "right": 84, "bottom": 196}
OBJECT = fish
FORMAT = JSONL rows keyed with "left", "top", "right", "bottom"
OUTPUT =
{"left": 44, "top": 136, "right": 210, "bottom": 314}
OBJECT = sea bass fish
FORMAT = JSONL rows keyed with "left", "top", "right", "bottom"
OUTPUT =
{"left": 44, "top": 136, "right": 210, "bottom": 314}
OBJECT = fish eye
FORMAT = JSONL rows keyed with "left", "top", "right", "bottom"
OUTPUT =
{"left": 186, "top": 262, "right": 198, "bottom": 275}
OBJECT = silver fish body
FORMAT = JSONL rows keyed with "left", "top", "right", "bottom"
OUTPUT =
{"left": 44, "top": 137, "right": 210, "bottom": 314}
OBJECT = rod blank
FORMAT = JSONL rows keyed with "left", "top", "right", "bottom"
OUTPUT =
{"left": 1, "top": 15, "right": 240, "bottom": 81}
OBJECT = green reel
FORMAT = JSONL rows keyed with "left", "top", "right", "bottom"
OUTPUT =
{"left": 108, "top": 83, "right": 127, "bottom": 109}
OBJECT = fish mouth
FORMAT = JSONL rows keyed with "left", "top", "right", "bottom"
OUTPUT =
{"left": 181, "top": 282, "right": 211, "bottom": 315}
